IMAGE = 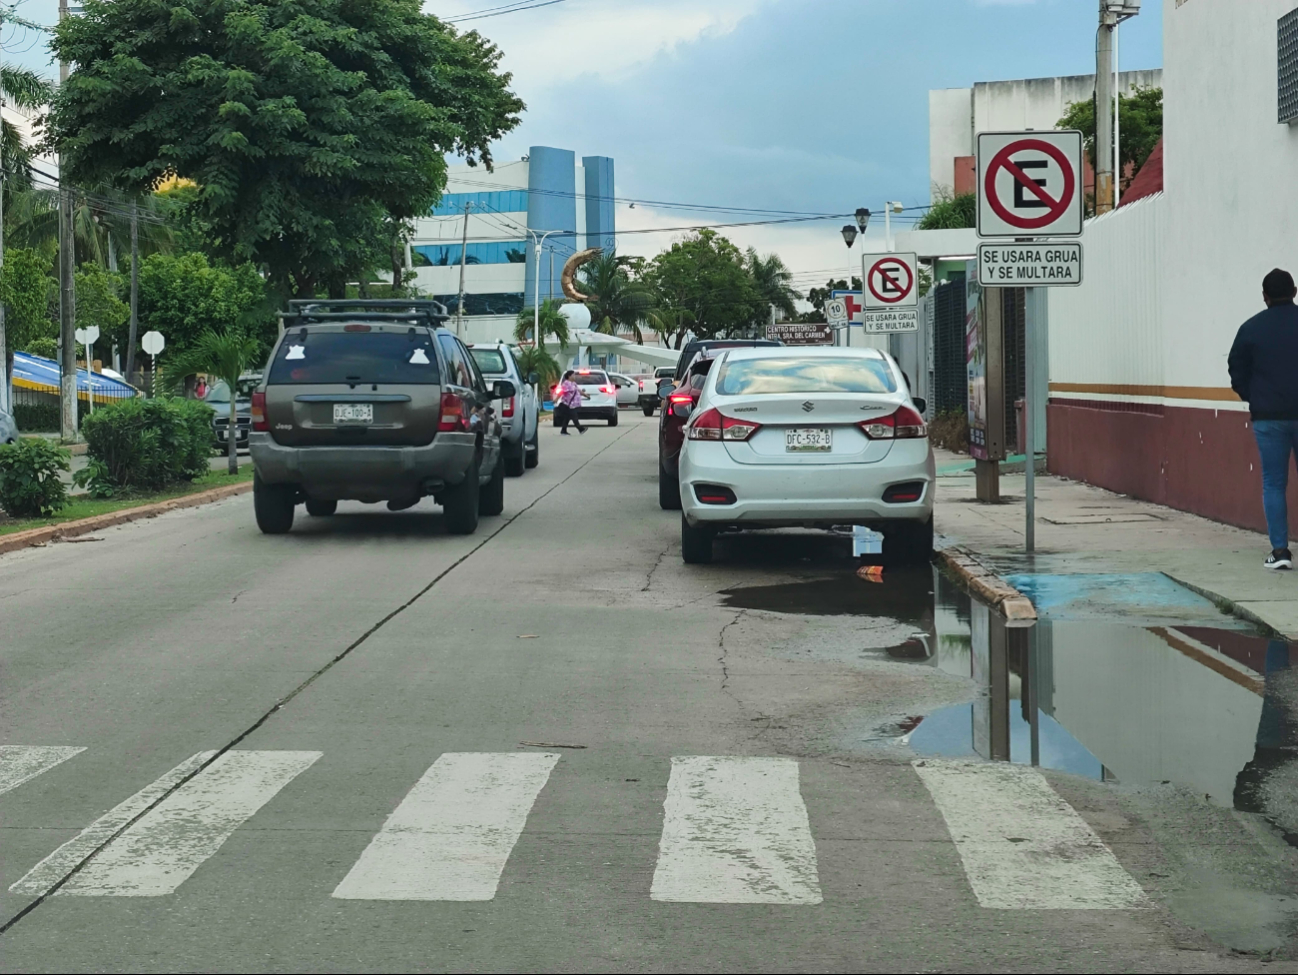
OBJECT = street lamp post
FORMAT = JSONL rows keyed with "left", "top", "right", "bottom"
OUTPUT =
{"left": 528, "top": 229, "right": 562, "bottom": 346}
{"left": 840, "top": 224, "right": 857, "bottom": 348}
{"left": 884, "top": 201, "right": 903, "bottom": 252}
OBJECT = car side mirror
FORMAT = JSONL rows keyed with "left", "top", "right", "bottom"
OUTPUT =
{"left": 657, "top": 379, "right": 675, "bottom": 398}
{"left": 527, "top": 371, "right": 538, "bottom": 384}
{"left": 492, "top": 379, "right": 517, "bottom": 400}
{"left": 913, "top": 397, "right": 927, "bottom": 415}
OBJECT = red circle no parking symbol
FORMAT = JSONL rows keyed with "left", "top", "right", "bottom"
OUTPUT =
{"left": 867, "top": 257, "right": 914, "bottom": 305}
{"left": 984, "top": 138, "right": 1076, "bottom": 232}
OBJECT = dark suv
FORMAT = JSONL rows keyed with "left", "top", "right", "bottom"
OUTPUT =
{"left": 249, "top": 300, "right": 513, "bottom": 536}
{"left": 658, "top": 339, "right": 781, "bottom": 509}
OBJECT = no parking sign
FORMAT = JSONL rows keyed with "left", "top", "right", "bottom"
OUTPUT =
{"left": 861, "top": 253, "right": 918, "bottom": 333}
{"left": 977, "top": 130, "right": 1084, "bottom": 238}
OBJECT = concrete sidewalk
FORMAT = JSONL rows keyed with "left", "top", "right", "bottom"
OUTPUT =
{"left": 932, "top": 448, "right": 1298, "bottom": 640}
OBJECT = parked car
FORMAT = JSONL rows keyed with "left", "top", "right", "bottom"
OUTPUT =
{"left": 249, "top": 299, "right": 513, "bottom": 536}
{"left": 202, "top": 374, "right": 259, "bottom": 450}
{"left": 469, "top": 342, "right": 539, "bottom": 476}
{"left": 553, "top": 368, "right": 619, "bottom": 426}
{"left": 638, "top": 366, "right": 677, "bottom": 415}
{"left": 610, "top": 373, "right": 642, "bottom": 408}
{"left": 657, "top": 350, "right": 724, "bottom": 510}
{"left": 676, "top": 346, "right": 934, "bottom": 566}
{"left": 0, "top": 407, "right": 17, "bottom": 444}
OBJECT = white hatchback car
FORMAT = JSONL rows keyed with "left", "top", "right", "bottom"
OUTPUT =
{"left": 677, "top": 346, "right": 934, "bottom": 565}
{"left": 559, "top": 368, "right": 619, "bottom": 426}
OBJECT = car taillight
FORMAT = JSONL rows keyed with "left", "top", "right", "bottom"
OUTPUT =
{"left": 502, "top": 396, "right": 515, "bottom": 417}
{"left": 687, "top": 407, "right": 761, "bottom": 441}
{"left": 438, "top": 390, "right": 467, "bottom": 432}
{"left": 859, "top": 405, "right": 927, "bottom": 440}
{"left": 602, "top": 385, "right": 615, "bottom": 394}
{"left": 251, "top": 391, "right": 268, "bottom": 432}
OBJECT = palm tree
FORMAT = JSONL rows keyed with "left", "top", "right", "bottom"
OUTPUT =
{"left": 514, "top": 298, "right": 571, "bottom": 350}
{"left": 576, "top": 250, "right": 655, "bottom": 344}
{"left": 168, "top": 330, "right": 262, "bottom": 474}
{"left": 644, "top": 305, "right": 696, "bottom": 350}
{"left": 745, "top": 248, "right": 799, "bottom": 322}
{"left": 514, "top": 344, "right": 560, "bottom": 406}
{"left": 6, "top": 183, "right": 173, "bottom": 270}
{"left": 1, "top": 58, "right": 52, "bottom": 202}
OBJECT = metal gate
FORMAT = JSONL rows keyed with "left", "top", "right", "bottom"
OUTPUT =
{"left": 931, "top": 279, "right": 967, "bottom": 415}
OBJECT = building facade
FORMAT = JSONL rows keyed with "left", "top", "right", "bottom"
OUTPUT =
{"left": 1046, "top": 0, "right": 1298, "bottom": 535}
{"left": 407, "top": 147, "right": 616, "bottom": 344}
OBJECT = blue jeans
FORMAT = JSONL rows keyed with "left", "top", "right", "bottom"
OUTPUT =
{"left": 1253, "top": 419, "right": 1298, "bottom": 550}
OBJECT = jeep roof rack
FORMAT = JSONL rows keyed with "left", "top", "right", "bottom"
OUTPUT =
{"left": 279, "top": 298, "right": 450, "bottom": 329}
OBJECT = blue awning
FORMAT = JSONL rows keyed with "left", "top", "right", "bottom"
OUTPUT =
{"left": 12, "top": 351, "right": 139, "bottom": 402}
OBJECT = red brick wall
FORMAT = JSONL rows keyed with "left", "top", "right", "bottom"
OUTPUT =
{"left": 1047, "top": 399, "right": 1298, "bottom": 538}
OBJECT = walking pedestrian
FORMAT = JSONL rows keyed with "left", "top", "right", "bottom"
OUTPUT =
{"left": 554, "top": 370, "right": 587, "bottom": 436}
{"left": 1228, "top": 268, "right": 1298, "bottom": 569}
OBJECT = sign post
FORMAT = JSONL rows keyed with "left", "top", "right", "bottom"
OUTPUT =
{"left": 977, "top": 129, "right": 1084, "bottom": 548}
{"left": 861, "top": 253, "right": 919, "bottom": 334}
{"left": 73, "top": 325, "right": 100, "bottom": 414}
{"left": 141, "top": 330, "right": 165, "bottom": 398}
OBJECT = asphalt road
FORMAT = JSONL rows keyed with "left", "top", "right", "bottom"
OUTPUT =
{"left": 0, "top": 413, "right": 1293, "bottom": 973}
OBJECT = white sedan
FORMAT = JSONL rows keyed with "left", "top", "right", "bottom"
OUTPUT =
{"left": 677, "top": 346, "right": 934, "bottom": 565}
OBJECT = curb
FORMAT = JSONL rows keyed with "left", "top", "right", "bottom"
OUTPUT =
{"left": 1162, "top": 571, "right": 1297, "bottom": 642}
{"left": 937, "top": 546, "right": 1037, "bottom": 620}
{"left": 0, "top": 481, "right": 253, "bottom": 557}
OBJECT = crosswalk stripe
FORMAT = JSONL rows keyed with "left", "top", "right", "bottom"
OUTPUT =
{"left": 650, "top": 756, "right": 822, "bottom": 905}
{"left": 913, "top": 759, "right": 1149, "bottom": 910}
{"left": 0, "top": 746, "right": 87, "bottom": 797}
{"left": 47, "top": 750, "right": 319, "bottom": 897}
{"left": 332, "top": 752, "right": 560, "bottom": 902}
{"left": 10, "top": 751, "right": 216, "bottom": 897}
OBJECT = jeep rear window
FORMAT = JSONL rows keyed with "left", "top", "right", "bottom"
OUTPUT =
{"left": 469, "top": 348, "right": 508, "bottom": 374}
{"left": 714, "top": 357, "right": 896, "bottom": 395}
{"left": 267, "top": 330, "right": 441, "bottom": 385}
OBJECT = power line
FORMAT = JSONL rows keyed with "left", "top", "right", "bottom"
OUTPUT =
{"left": 445, "top": 0, "right": 573, "bottom": 24}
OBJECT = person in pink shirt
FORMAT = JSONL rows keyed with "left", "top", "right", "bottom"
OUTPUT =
{"left": 554, "top": 370, "right": 587, "bottom": 435}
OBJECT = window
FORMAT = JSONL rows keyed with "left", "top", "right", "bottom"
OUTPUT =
{"left": 268, "top": 330, "right": 441, "bottom": 385}
{"left": 414, "top": 242, "right": 530, "bottom": 266}
{"left": 715, "top": 357, "right": 897, "bottom": 396}
{"left": 432, "top": 293, "right": 526, "bottom": 316}
{"left": 571, "top": 370, "right": 608, "bottom": 385}
{"left": 1281, "top": 8, "right": 1298, "bottom": 124}
{"left": 430, "top": 189, "right": 529, "bottom": 216}
{"left": 438, "top": 336, "right": 477, "bottom": 389}
{"left": 469, "top": 348, "right": 509, "bottom": 374}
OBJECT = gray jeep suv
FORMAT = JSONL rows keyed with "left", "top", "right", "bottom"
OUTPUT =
{"left": 249, "top": 300, "right": 513, "bottom": 536}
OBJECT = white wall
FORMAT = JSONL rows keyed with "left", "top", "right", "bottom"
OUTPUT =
{"left": 929, "top": 87, "right": 973, "bottom": 198}
{"left": 1161, "top": 0, "right": 1298, "bottom": 390}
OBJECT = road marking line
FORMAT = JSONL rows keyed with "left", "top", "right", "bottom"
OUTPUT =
{"left": 332, "top": 752, "right": 560, "bottom": 902}
{"left": 650, "top": 756, "right": 822, "bottom": 904}
{"left": 0, "top": 746, "right": 86, "bottom": 797}
{"left": 39, "top": 750, "right": 319, "bottom": 897}
{"left": 912, "top": 760, "right": 1149, "bottom": 910}
{"left": 10, "top": 751, "right": 216, "bottom": 897}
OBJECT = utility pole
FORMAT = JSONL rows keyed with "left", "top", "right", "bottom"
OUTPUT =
{"left": 1095, "top": 2, "right": 1141, "bottom": 214}
{"left": 455, "top": 201, "right": 471, "bottom": 337}
{"left": 58, "top": 0, "right": 78, "bottom": 440}
{"left": 126, "top": 203, "right": 139, "bottom": 382}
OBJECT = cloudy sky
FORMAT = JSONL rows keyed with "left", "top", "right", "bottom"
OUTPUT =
{"left": 8, "top": 0, "right": 1164, "bottom": 292}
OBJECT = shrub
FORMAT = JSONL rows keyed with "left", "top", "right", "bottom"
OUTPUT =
{"left": 0, "top": 437, "right": 70, "bottom": 518}
{"left": 928, "top": 409, "right": 970, "bottom": 453}
{"left": 77, "top": 397, "right": 213, "bottom": 493}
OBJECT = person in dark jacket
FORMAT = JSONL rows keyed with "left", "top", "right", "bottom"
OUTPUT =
{"left": 1228, "top": 268, "right": 1298, "bottom": 569}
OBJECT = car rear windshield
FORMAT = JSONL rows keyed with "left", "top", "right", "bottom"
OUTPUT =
{"left": 571, "top": 371, "right": 608, "bottom": 384}
{"left": 267, "top": 329, "right": 441, "bottom": 385}
{"left": 715, "top": 357, "right": 897, "bottom": 395}
{"left": 469, "top": 348, "right": 509, "bottom": 374}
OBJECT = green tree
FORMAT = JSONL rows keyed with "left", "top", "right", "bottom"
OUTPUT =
{"left": 646, "top": 230, "right": 762, "bottom": 346}
{"left": 745, "top": 247, "right": 799, "bottom": 322}
{"left": 577, "top": 250, "right": 656, "bottom": 343}
{"left": 917, "top": 191, "right": 976, "bottom": 230}
{"left": 48, "top": 0, "right": 523, "bottom": 299}
{"left": 167, "top": 329, "right": 262, "bottom": 473}
{"left": 1058, "top": 86, "right": 1163, "bottom": 202}
{"left": 136, "top": 252, "right": 272, "bottom": 362}
{"left": 0, "top": 246, "right": 57, "bottom": 354}
{"left": 0, "top": 55, "right": 53, "bottom": 201}
{"left": 75, "top": 265, "right": 129, "bottom": 360}
{"left": 514, "top": 344, "right": 560, "bottom": 405}
{"left": 514, "top": 299, "right": 571, "bottom": 349}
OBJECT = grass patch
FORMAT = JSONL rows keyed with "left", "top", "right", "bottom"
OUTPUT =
{"left": 0, "top": 467, "right": 254, "bottom": 537}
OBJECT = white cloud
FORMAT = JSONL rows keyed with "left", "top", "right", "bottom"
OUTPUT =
{"left": 432, "top": 0, "right": 770, "bottom": 87}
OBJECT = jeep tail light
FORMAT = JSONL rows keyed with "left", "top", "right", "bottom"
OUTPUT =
{"left": 438, "top": 390, "right": 468, "bottom": 432}
{"left": 688, "top": 407, "right": 761, "bottom": 441}
{"left": 502, "top": 395, "right": 515, "bottom": 418}
{"left": 858, "top": 405, "right": 927, "bottom": 440}
{"left": 251, "top": 391, "right": 268, "bottom": 432}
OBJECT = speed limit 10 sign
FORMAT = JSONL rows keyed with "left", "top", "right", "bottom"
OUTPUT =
{"left": 977, "top": 130, "right": 1084, "bottom": 239}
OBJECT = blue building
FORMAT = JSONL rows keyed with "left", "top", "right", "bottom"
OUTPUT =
{"left": 411, "top": 147, "right": 616, "bottom": 341}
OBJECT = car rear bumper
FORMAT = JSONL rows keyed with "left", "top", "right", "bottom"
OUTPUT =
{"left": 680, "top": 439, "right": 935, "bottom": 527}
{"left": 250, "top": 431, "right": 476, "bottom": 502}
{"left": 574, "top": 406, "right": 617, "bottom": 419}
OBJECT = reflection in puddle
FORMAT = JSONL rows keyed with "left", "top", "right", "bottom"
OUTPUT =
{"left": 720, "top": 567, "right": 934, "bottom": 625}
{"left": 907, "top": 570, "right": 1298, "bottom": 841}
